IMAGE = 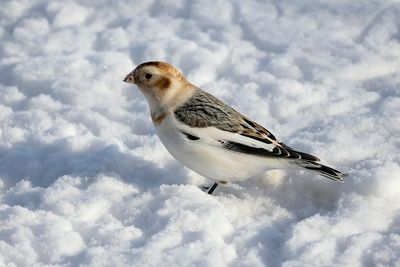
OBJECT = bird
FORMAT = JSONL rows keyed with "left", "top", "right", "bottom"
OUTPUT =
{"left": 123, "top": 61, "right": 346, "bottom": 194}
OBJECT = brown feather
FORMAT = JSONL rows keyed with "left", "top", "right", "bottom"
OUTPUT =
{"left": 151, "top": 112, "right": 168, "bottom": 125}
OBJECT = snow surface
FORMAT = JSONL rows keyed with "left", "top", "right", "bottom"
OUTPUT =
{"left": 1, "top": 0, "right": 400, "bottom": 266}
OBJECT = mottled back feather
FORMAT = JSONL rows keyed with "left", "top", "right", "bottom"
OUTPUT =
{"left": 174, "top": 88, "right": 320, "bottom": 161}
{"left": 175, "top": 89, "right": 277, "bottom": 139}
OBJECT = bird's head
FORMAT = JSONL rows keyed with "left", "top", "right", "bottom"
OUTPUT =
{"left": 124, "top": 61, "right": 193, "bottom": 112}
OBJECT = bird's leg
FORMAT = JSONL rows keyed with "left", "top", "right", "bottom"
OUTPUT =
{"left": 207, "top": 183, "right": 218, "bottom": 195}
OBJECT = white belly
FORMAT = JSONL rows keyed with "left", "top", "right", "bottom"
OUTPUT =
{"left": 155, "top": 115, "right": 283, "bottom": 182}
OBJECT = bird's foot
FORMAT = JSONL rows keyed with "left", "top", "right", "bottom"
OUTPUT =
{"left": 200, "top": 182, "right": 219, "bottom": 195}
{"left": 201, "top": 185, "right": 211, "bottom": 191}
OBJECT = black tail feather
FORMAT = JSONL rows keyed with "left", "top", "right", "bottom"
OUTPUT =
{"left": 296, "top": 161, "right": 347, "bottom": 182}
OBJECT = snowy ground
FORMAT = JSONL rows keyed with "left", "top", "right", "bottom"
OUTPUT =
{"left": 1, "top": 0, "right": 400, "bottom": 266}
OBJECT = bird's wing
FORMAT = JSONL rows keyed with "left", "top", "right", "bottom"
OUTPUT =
{"left": 174, "top": 89, "right": 320, "bottom": 161}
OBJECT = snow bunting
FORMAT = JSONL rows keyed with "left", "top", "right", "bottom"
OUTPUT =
{"left": 124, "top": 61, "right": 346, "bottom": 194}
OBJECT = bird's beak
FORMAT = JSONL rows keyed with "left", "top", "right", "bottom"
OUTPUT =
{"left": 123, "top": 72, "right": 135, "bottom": 84}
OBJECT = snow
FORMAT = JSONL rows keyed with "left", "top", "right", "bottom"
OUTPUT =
{"left": 0, "top": 0, "right": 399, "bottom": 266}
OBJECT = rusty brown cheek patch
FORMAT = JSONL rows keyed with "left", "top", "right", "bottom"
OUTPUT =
{"left": 155, "top": 77, "right": 171, "bottom": 89}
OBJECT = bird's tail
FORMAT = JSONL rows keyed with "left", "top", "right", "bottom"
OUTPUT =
{"left": 295, "top": 160, "right": 347, "bottom": 182}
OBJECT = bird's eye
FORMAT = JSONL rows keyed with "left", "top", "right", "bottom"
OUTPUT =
{"left": 145, "top": 73, "right": 152, "bottom": 79}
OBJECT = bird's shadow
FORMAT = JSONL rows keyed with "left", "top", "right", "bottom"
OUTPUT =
{"left": 216, "top": 170, "right": 345, "bottom": 214}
